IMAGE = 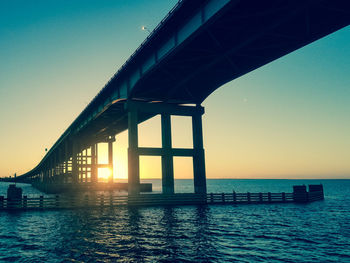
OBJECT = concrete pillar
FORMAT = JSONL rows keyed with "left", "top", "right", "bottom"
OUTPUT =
{"left": 78, "top": 152, "right": 82, "bottom": 183}
{"left": 43, "top": 163, "right": 48, "bottom": 183}
{"left": 85, "top": 149, "right": 88, "bottom": 183}
{"left": 161, "top": 113, "right": 174, "bottom": 194}
{"left": 64, "top": 141, "right": 69, "bottom": 183}
{"left": 53, "top": 154, "right": 56, "bottom": 180}
{"left": 192, "top": 110, "right": 207, "bottom": 194}
{"left": 108, "top": 139, "right": 114, "bottom": 183}
{"left": 72, "top": 141, "right": 78, "bottom": 183}
{"left": 91, "top": 143, "right": 98, "bottom": 183}
{"left": 49, "top": 157, "right": 53, "bottom": 182}
{"left": 81, "top": 150, "right": 85, "bottom": 183}
{"left": 83, "top": 149, "right": 87, "bottom": 183}
{"left": 128, "top": 109, "right": 140, "bottom": 195}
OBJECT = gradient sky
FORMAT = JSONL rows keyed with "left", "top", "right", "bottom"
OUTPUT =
{"left": 0, "top": 0, "right": 349, "bottom": 180}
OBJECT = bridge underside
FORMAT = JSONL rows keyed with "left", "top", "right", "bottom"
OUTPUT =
{"left": 20, "top": 101, "right": 207, "bottom": 195}
{"left": 130, "top": 0, "right": 349, "bottom": 103}
{"left": 46, "top": 0, "right": 350, "bottom": 159}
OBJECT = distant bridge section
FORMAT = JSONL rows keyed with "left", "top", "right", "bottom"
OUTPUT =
{"left": 17, "top": 0, "right": 349, "bottom": 194}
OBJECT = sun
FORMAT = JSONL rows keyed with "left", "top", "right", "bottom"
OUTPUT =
{"left": 98, "top": 168, "right": 112, "bottom": 182}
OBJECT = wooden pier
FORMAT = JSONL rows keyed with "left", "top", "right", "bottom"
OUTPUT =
{"left": 0, "top": 185, "right": 324, "bottom": 211}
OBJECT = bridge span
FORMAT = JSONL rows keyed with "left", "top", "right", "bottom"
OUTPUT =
{"left": 16, "top": 0, "right": 349, "bottom": 194}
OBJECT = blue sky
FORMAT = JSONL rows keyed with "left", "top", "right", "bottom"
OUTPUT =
{"left": 0, "top": 0, "right": 349, "bottom": 179}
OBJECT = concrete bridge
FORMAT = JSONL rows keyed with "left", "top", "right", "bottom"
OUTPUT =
{"left": 15, "top": 0, "right": 349, "bottom": 194}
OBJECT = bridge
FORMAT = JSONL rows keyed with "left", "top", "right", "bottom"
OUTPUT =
{"left": 15, "top": 0, "right": 349, "bottom": 195}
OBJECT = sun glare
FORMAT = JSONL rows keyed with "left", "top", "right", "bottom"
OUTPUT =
{"left": 98, "top": 168, "right": 112, "bottom": 182}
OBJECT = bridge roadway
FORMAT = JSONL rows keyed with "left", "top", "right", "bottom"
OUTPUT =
{"left": 16, "top": 0, "right": 349, "bottom": 194}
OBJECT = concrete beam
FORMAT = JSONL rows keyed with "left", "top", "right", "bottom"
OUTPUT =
{"left": 124, "top": 100, "right": 204, "bottom": 116}
{"left": 137, "top": 147, "right": 194, "bottom": 157}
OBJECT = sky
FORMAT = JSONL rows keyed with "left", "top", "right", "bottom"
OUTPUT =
{"left": 0, "top": 0, "right": 349, "bottom": 180}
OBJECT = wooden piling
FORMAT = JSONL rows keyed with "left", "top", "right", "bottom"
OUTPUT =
{"left": 23, "top": 196, "right": 27, "bottom": 208}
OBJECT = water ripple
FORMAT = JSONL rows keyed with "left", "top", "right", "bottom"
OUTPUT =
{"left": 1, "top": 180, "right": 350, "bottom": 262}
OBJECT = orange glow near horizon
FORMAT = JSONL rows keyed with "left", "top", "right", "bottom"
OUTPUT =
{"left": 0, "top": 3, "right": 349, "bottom": 180}
{"left": 98, "top": 167, "right": 112, "bottom": 182}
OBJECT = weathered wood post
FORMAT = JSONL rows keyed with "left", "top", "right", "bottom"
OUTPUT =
{"left": 308, "top": 184, "right": 324, "bottom": 201}
{"left": 259, "top": 193, "right": 263, "bottom": 203}
{"left": 100, "top": 194, "right": 104, "bottom": 207}
{"left": 0, "top": 196, "right": 3, "bottom": 209}
{"left": 247, "top": 192, "right": 251, "bottom": 203}
{"left": 282, "top": 192, "right": 286, "bottom": 202}
{"left": 293, "top": 185, "right": 308, "bottom": 203}
{"left": 7, "top": 184, "right": 22, "bottom": 208}
{"left": 110, "top": 195, "right": 113, "bottom": 207}
{"left": 84, "top": 195, "right": 89, "bottom": 206}
{"left": 268, "top": 192, "right": 272, "bottom": 203}
{"left": 39, "top": 195, "right": 44, "bottom": 208}
{"left": 222, "top": 192, "right": 225, "bottom": 203}
{"left": 55, "top": 195, "right": 59, "bottom": 208}
{"left": 23, "top": 196, "right": 27, "bottom": 208}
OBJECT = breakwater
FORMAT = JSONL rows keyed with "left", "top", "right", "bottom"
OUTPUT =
{"left": 0, "top": 184, "right": 323, "bottom": 210}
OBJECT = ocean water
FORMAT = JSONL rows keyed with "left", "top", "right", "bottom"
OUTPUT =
{"left": 0, "top": 179, "right": 349, "bottom": 262}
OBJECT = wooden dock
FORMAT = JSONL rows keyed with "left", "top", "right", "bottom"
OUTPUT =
{"left": 0, "top": 185, "right": 324, "bottom": 210}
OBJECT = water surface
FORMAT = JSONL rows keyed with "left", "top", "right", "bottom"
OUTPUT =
{"left": 0, "top": 179, "right": 349, "bottom": 262}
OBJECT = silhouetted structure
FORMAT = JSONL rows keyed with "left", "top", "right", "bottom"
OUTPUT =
{"left": 6, "top": 184, "right": 23, "bottom": 209}
{"left": 293, "top": 184, "right": 324, "bottom": 203}
{"left": 0, "top": 184, "right": 324, "bottom": 210}
{"left": 7, "top": 184, "right": 22, "bottom": 200}
{"left": 13, "top": 0, "right": 349, "bottom": 195}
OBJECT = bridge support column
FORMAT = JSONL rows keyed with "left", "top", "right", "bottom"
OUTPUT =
{"left": 53, "top": 154, "right": 57, "bottom": 181}
{"left": 49, "top": 157, "right": 53, "bottom": 182}
{"left": 72, "top": 141, "right": 79, "bottom": 183}
{"left": 128, "top": 109, "right": 140, "bottom": 195}
{"left": 108, "top": 137, "right": 115, "bottom": 184}
{"left": 64, "top": 141, "right": 69, "bottom": 183}
{"left": 192, "top": 110, "right": 206, "bottom": 194}
{"left": 91, "top": 143, "right": 98, "bottom": 183}
{"left": 83, "top": 149, "right": 88, "bottom": 183}
{"left": 161, "top": 113, "right": 174, "bottom": 194}
{"left": 80, "top": 150, "right": 84, "bottom": 183}
{"left": 43, "top": 163, "right": 48, "bottom": 183}
{"left": 125, "top": 100, "right": 206, "bottom": 195}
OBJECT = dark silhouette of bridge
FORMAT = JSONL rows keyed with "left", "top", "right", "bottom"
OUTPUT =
{"left": 15, "top": 0, "right": 349, "bottom": 195}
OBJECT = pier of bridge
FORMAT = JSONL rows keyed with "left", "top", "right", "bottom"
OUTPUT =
{"left": 126, "top": 101, "right": 206, "bottom": 195}
{"left": 21, "top": 100, "right": 207, "bottom": 196}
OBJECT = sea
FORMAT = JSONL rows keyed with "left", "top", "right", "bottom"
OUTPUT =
{"left": 0, "top": 179, "right": 349, "bottom": 262}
